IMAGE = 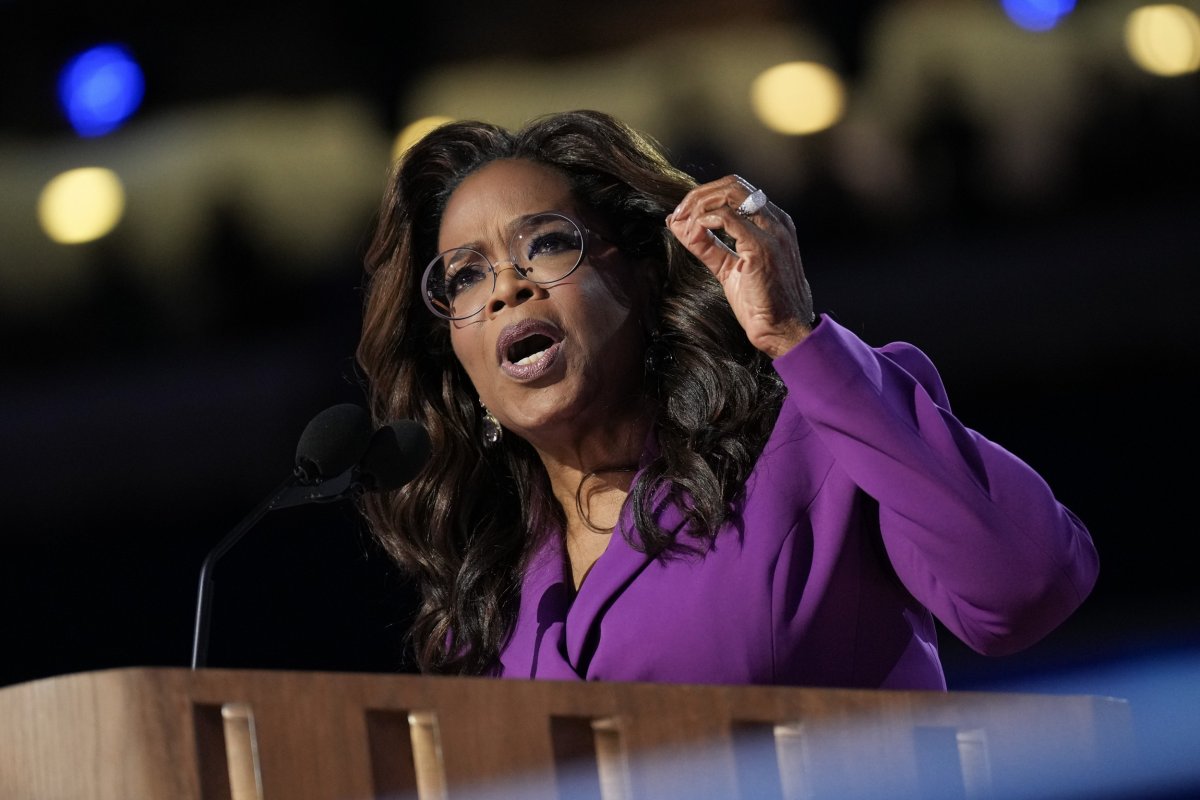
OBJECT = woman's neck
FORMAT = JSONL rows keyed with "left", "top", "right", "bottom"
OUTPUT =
{"left": 532, "top": 411, "right": 649, "bottom": 588}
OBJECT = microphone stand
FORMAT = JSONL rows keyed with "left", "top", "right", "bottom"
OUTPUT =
{"left": 189, "top": 469, "right": 359, "bottom": 669}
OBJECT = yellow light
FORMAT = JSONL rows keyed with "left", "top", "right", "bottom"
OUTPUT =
{"left": 37, "top": 167, "right": 126, "bottom": 245}
{"left": 750, "top": 61, "right": 846, "bottom": 136}
{"left": 1125, "top": 4, "right": 1200, "bottom": 76}
{"left": 393, "top": 115, "right": 457, "bottom": 161}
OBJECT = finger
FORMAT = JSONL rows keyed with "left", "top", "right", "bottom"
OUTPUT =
{"left": 670, "top": 202, "right": 771, "bottom": 272}
{"left": 673, "top": 177, "right": 779, "bottom": 241}
{"left": 672, "top": 175, "right": 760, "bottom": 216}
{"left": 666, "top": 210, "right": 740, "bottom": 277}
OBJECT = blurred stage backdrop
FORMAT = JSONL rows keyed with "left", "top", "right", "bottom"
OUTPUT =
{"left": 2, "top": 1, "right": 1197, "bottom": 784}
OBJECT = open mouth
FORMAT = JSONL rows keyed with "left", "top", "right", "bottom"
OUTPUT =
{"left": 497, "top": 319, "right": 565, "bottom": 380}
{"left": 498, "top": 320, "right": 563, "bottom": 363}
{"left": 508, "top": 333, "right": 556, "bottom": 365}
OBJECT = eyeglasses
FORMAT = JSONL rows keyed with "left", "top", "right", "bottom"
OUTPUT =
{"left": 421, "top": 212, "right": 591, "bottom": 321}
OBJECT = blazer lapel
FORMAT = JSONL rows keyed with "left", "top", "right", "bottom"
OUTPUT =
{"left": 509, "top": 532, "right": 583, "bottom": 680}
{"left": 563, "top": 485, "right": 688, "bottom": 675}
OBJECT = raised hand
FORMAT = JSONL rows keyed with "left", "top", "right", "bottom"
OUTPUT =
{"left": 666, "top": 175, "right": 815, "bottom": 359}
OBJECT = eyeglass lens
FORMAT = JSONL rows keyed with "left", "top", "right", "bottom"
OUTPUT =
{"left": 424, "top": 213, "right": 584, "bottom": 319}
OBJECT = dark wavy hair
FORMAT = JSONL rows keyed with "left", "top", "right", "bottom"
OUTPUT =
{"left": 356, "top": 110, "right": 785, "bottom": 674}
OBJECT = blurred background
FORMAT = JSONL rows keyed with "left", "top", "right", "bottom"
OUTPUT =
{"left": 1, "top": 0, "right": 1197, "bottom": 783}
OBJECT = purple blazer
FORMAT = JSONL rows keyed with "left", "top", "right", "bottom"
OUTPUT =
{"left": 495, "top": 316, "right": 1099, "bottom": 689}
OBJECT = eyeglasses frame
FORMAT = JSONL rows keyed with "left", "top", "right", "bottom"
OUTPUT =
{"left": 420, "top": 211, "right": 601, "bottom": 321}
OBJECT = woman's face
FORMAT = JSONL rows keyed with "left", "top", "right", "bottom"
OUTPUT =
{"left": 436, "top": 158, "right": 647, "bottom": 451}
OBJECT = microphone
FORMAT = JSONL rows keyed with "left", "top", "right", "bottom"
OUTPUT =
{"left": 269, "top": 417, "right": 433, "bottom": 508}
{"left": 189, "top": 405, "right": 429, "bottom": 669}
{"left": 357, "top": 419, "right": 432, "bottom": 493}
{"left": 294, "top": 402, "right": 374, "bottom": 485}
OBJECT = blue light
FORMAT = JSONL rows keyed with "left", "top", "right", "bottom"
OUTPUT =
{"left": 57, "top": 43, "right": 145, "bottom": 137}
{"left": 1002, "top": 0, "right": 1076, "bottom": 32}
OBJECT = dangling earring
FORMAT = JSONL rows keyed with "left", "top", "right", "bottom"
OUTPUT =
{"left": 480, "top": 403, "right": 502, "bottom": 448}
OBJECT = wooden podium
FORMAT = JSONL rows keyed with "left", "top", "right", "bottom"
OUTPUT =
{"left": 0, "top": 667, "right": 1133, "bottom": 799}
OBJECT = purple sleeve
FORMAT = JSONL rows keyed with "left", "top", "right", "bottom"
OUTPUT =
{"left": 773, "top": 315, "right": 1100, "bottom": 656}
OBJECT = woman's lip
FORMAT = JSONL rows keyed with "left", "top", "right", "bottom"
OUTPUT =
{"left": 500, "top": 340, "right": 563, "bottom": 382}
{"left": 496, "top": 318, "right": 564, "bottom": 365}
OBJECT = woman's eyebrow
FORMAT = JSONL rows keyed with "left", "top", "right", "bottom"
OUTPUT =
{"left": 444, "top": 210, "right": 571, "bottom": 252}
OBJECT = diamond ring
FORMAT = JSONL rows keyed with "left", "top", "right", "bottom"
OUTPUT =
{"left": 736, "top": 188, "right": 768, "bottom": 217}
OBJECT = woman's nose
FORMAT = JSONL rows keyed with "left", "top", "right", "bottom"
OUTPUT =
{"left": 486, "top": 262, "right": 545, "bottom": 317}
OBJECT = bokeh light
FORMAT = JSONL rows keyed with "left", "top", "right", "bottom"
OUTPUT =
{"left": 37, "top": 167, "right": 127, "bottom": 244}
{"left": 749, "top": 62, "right": 845, "bottom": 136}
{"left": 1125, "top": 4, "right": 1200, "bottom": 76}
{"left": 57, "top": 43, "right": 145, "bottom": 137}
{"left": 1002, "top": 0, "right": 1076, "bottom": 32}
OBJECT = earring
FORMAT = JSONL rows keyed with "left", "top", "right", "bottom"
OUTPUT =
{"left": 481, "top": 403, "right": 502, "bottom": 447}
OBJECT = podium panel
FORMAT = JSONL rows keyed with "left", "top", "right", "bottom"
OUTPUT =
{"left": 0, "top": 667, "right": 1133, "bottom": 799}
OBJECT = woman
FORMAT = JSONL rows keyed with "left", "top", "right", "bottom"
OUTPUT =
{"left": 355, "top": 109, "right": 1098, "bottom": 689}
